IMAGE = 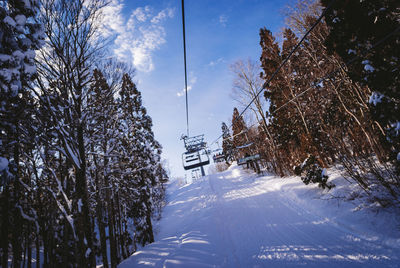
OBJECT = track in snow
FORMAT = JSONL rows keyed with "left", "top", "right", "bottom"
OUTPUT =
{"left": 119, "top": 165, "right": 400, "bottom": 267}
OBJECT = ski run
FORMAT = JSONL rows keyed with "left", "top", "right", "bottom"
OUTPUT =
{"left": 119, "top": 164, "right": 400, "bottom": 267}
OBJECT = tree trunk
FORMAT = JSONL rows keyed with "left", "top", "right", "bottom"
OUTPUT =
{"left": 27, "top": 224, "right": 32, "bottom": 268}
{"left": 107, "top": 195, "right": 117, "bottom": 268}
{"left": 12, "top": 137, "right": 22, "bottom": 268}
{"left": 36, "top": 229, "right": 40, "bottom": 268}
{"left": 1, "top": 186, "right": 10, "bottom": 268}
{"left": 76, "top": 110, "right": 95, "bottom": 266}
{"left": 97, "top": 197, "right": 108, "bottom": 268}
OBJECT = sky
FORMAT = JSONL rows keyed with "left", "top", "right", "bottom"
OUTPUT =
{"left": 101, "top": 0, "right": 290, "bottom": 179}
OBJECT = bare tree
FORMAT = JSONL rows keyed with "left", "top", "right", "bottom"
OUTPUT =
{"left": 230, "top": 59, "right": 268, "bottom": 133}
{"left": 33, "top": 0, "right": 107, "bottom": 265}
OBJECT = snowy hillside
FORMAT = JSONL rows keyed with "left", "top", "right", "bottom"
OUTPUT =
{"left": 119, "top": 164, "right": 400, "bottom": 267}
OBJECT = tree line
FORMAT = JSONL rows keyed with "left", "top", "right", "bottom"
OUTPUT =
{"left": 1, "top": 0, "right": 168, "bottom": 267}
{"left": 222, "top": 0, "right": 399, "bottom": 202}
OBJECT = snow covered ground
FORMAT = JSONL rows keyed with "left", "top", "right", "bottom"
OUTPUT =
{"left": 119, "top": 164, "right": 400, "bottom": 267}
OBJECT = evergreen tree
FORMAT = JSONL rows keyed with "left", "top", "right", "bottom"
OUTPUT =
{"left": 0, "top": 0, "right": 43, "bottom": 266}
{"left": 221, "top": 122, "right": 234, "bottom": 164}
{"left": 322, "top": 0, "right": 400, "bottom": 174}
{"left": 119, "top": 73, "right": 157, "bottom": 246}
{"left": 231, "top": 107, "right": 248, "bottom": 159}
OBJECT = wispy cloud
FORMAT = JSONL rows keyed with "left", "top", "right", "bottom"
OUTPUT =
{"left": 219, "top": 14, "right": 228, "bottom": 27}
{"left": 177, "top": 72, "right": 197, "bottom": 97}
{"left": 100, "top": 1, "right": 175, "bottom": 72}
{"left": 208, "top": 57, "right": 224, "bottom": 67}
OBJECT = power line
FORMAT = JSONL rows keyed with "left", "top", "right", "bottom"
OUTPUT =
{"left": 181, "top": 0, "right": 189, "bottom": 137}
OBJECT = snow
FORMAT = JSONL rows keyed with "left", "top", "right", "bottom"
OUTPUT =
{"left": 12, "top": 50, "right": 24, "bottom": 60}
{"left": 0, "top": 157, "right": 8, "bottom": 172}
{"left": 25, "top": 49, "right": 36, "bottom": 59}
{"left": 347, "top": 49, "right": 356, "bottom": 55}
{"left": 119, "top": 164, "right": 400, "bottom": 267}
{"left": 3, "top": 16, "right": 16, "bottom": 27}
{"left": 86, "top": 248, "right": 92, "bottom": 258}
{"left": 321, "top": 168, "right": 327, "bottom": 177}
{"left": 24, "top": 63, "right": 36, "bottom": 75}
{"left": 362, "top": 60, "right": 375, "bottom": 72}
{"left": 0, "top": 54, "right": 11, "bottom": 62}
{"left": 78, "top": 199, "right": 83, "bottom": 213}
{"left": 0, "top": 69, "right": 13, "bottom": 83}
{"left": 15, "top": 15, "right": 27, "bottom": 26}
{"left": 22, "top": 0, "right": 31, "bottom": 9}
{"left": 369, "top": 91, "right": 384, "bottom": 106}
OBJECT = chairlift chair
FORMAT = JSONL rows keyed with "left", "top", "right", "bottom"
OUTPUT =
{"left": 213, "top": 152, "right": 225, "bottom": 163}
{"left": 182, "top": 149, "right": 210, "bottom": 170}
{"left": 181, "top": 134, "right": 210, "bottom": 177}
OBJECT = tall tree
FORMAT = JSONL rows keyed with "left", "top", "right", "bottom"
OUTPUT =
{"left": 0, "top": 0, "right": 43, "bottom": 266}
{"left": 231, "top": 107, "right": 249, "bottom": 159}
{"left": 34, "top": 0, "right": 107, "bottom": 265}
{"left": 322, "top": 0, "right": 400, "bottom": 174}
{"left": 221, "top": 122, "right": 234, "bottom": 164}
{"left": 230, "top": 59, "right": 268, "bottom": 133}
{"left": 119, "top": 74, "right": 155, "bottom": 246}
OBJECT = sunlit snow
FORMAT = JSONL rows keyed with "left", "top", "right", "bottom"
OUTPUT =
{"left": 119, "top": 164, "right": 400, "bottom": 267}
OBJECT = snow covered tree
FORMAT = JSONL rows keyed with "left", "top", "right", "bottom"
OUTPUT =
{"left": 0, "top": 0, "right": 43, "bottom": 266}
{"left": 1, "top": 0, "right": 168, "bottom": 266}
{"left": 231, "top": 107, "right": 249, "bottom": 159}
{"left": 221, "top": 122, "right": 234, "bottom": 164}
{"left": 322, "top": 0, "right": 400, "bottom": 175}
{"left": 86, "top": 68, "right": 119, "bottom": 267}
{"left": 33, "top": 0, "right": 108, "bottom": 265}
{"left": 119, "top": 73, "right": 164, "bottom": 247}
{"left": 0, "top": 0, "right": 43, "bottom": 184}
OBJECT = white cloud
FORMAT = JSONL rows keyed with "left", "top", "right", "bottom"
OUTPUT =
{"left": 208, "top": 57, "right": 224, "bottom": 66}
{"left": 177, "top": 72, "right": 197, "bottom": 97}
{"left": 100, "top": 1, "right": 175, "bottom": 72}
{"left": 132, "top": 6, "right": 152, "bottom": 22}
{"left": 219, "top": 14, "right": 228, "bottom": 27}
{"left": 177, "top": 85, "right": 192, "bottom": 97}
{"left": 98, "top": 0, "right": 125, "bottom": 37}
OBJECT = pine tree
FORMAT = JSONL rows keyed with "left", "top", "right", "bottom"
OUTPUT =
{"left": 231, "top": 107, "right": 249, "bottom": 159}
{"left": 221, "top": 122, "right": 234, "bottom": 164}
{"left": 86, "top": 69, "right": 118, "bottom": 267}
{"left": 119, "top": 73, "right": 156, "bottom": 247}
{"left": 259, "top": 28, "right": 286, "bottom": 175}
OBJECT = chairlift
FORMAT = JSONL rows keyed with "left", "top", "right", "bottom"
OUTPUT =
{"left": 181, "top": 134, "right": 210, "bottom": 176}
{"left": 212, "top": 151, "right": 225, "bottom": 163}
{"left": 182, "top": 149, "right": 210, "bottom": 170}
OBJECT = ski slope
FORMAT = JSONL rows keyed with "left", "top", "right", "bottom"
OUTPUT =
{"left": 119, "top": 164, "right": 400, "bottom": 267}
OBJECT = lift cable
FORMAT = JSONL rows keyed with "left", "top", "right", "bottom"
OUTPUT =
{"left": 210, "top": 24, "right": 400, "bottom": 148}
{"left": 266, "top": 24, "right": 400, "bottom": 116}
{"left": 181, "top": 0, "right": 189, "bottom": 137}
{"left": 209, "top": 0, "right": 395, "bottom": 150}
{"left": 208, "top": 0, "right": 336, "bottom": 147}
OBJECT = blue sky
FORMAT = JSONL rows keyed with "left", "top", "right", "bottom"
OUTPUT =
{"left": 102, "top": 0, "right": 290, "bottom": 178}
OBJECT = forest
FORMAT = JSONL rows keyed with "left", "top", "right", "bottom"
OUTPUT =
{"left": 0, "top": 0, "right": 399, "bottom": 267}
{"left": 221, "top": 0, "right": 399, "bottom": 205}
{"left": 1, "top": 0, "right": 168, "bottom": 267}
